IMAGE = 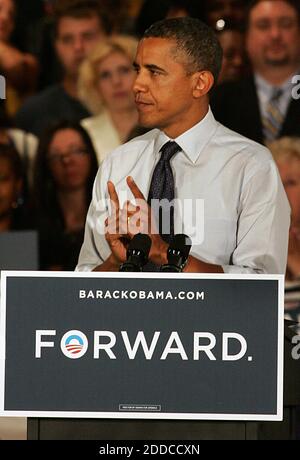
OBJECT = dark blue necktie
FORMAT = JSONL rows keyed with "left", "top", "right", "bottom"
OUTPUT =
{"left": 148, "top": 141, "right": 181, "bottom": 242}
{"left": 143, "top": 141, "right": 181, "bottom": 272}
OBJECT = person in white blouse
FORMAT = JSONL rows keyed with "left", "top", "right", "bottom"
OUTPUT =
{"left": 78, "top": 35, "right": 139, "bottom": 164}
{"left": 76, "top": 17, "right": 290, "bottom": 274}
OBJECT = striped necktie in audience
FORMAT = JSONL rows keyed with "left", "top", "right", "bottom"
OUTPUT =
{"left": 262, "top": 88, "right": 284, "bottom": 143}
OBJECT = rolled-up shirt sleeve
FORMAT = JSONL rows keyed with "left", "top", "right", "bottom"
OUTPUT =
{"left": 76, "top": 163, "right": 111, "bottom": 272}
{"left": 222, "top": 160, "right": 290, "bottom": 275}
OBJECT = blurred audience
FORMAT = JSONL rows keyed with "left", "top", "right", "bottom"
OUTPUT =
{"left": 79, "top": 35, "right": 138, "bottom": 164}
{"left": 135, "top": 0, "right": 206, "bottom": 37}
{"left": 211, "top": 0, "right": 300, "bottom": 144}
{"left": 269, "top": 136, "right": 300, "bottom": 327}
{"left": 0, "top": 0, "right": 39, "bottom": 117}
{"left": 0, "top": 143, "right": 31, "bottom": 231}
{"left": 0, "top": 100, "right": 37, "bottom": 187}
{"left": 99, "top": 0, "right": 132, "bottom": 34}
{"left": 15, "top": 0, "right": 108, "bottom": 137}
{"left": 205, "top": 0, "right": 248, "bottom": 29}
{"left": 165, "top": 0, "right": 206, "bottom": 20}
{"left": 33, "top": 121, "right": 98, "bottom": 271}
{"left": 12, "top": 0, "right": 45, "bottom": 53}
{"left": 29, "top": 1, "right": 65, "bottom": 90}
{"left": 0, "top": 0, "right": 297, "bottom": 440}
{"left": 212, "top": 0, "right": 300, "bottom": 143}
{"left": 32, "top": 1, "right": 112, "bottom": 90}
{"left": 216, "top": 23, "right": 247, "bottom": 83}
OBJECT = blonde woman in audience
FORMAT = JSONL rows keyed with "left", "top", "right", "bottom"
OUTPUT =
{"left": 269, "top": 137, "right": 300, "bottom": 327}
{"left": 78, "top": 35, "right": 138, "bottom": 164}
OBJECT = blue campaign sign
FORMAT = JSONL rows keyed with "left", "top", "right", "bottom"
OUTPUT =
{"left": 0, "top": 272, "right": 284, "bottom": 421}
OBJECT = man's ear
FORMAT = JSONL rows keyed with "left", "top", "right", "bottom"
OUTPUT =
{"left": 192, "top": 71, "right": 215, "bottom": 98}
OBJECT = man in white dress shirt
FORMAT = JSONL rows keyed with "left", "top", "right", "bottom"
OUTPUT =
{"left": 76, "top": 17, "right": 290, "bottom": 274}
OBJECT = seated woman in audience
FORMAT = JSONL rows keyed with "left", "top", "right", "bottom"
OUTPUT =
{"left": 33, "top": 121, "right": 98, "bottom": 270}
{"left": 269, "top": 137, "right": 300, "bottom": 328}
{"left": 0, "top": 143, "right": 31, "bottom": 232}
{"left": 78, "top": 35, "right": 138, "bottom": 164}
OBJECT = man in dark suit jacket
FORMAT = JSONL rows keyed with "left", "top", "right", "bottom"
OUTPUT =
{"left": 211, "top": 0, "right": 300, "bottom": 145}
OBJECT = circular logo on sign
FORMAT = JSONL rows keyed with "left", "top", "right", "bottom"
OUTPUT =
{"left": 60, "top": 330, "right": 88, "bottom": 359}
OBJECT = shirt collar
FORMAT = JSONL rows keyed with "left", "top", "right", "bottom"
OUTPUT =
{"left": 255, "top": 72, "right": 295, "bottom": 97}
{"left": 154, "top": 107, "right": 218, "bottom": 164}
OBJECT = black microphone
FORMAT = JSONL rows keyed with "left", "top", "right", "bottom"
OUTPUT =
{"left": 119, "top": 233, "right": 152, "bottom": 272}
{"left": 160, "top": 234, "right": 192, "bottom": 273}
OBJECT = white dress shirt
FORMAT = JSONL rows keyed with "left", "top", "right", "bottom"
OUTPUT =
{"left": 76, "top": 108, "right": 290, "bottom": 274}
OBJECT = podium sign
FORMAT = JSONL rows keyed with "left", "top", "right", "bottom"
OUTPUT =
{"left": 0, "top": 272, "right": 284, "bottom": 421}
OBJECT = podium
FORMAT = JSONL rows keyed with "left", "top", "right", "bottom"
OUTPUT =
{"left": 0, "top": 272, "right": 299, "bottom": 440}
{"left": 26, "top": 324, "right": 300, "bottom": 440}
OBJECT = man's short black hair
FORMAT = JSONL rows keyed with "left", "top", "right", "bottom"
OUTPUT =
{"left": 143, "top": 17, "right": 223, "bottom": 87}
{"left": 53, "top": 0, "right": 111, "bottom": 36}
{"left": 246, "top": 0, "right": 300, "bottom": 27}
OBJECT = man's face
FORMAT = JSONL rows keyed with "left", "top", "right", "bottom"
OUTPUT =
{"left": 218, "top": 30, "right": 245, "bottom": 82}
{"left": 246, "top": 1, "right": 300, "bottom": 69}
{"left": 55, "top": 15, "right": 106, "bottom": 78}
{"left": 133, "top": 38, "right": 201, "bottom": 138}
